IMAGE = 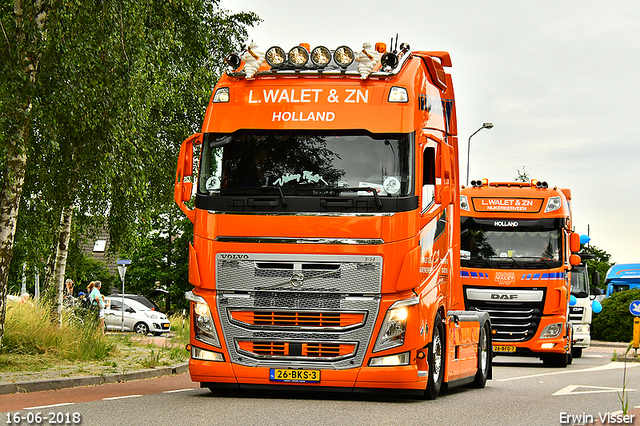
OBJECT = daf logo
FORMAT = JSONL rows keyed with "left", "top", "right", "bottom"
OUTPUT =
{"left": 290, "top": 272, "right": 304, "bottom": 288}
{"left": 220, "top": 254, "right": 249, "bottom": 259}
{"left": 491, "top": 293, "right": 518, "bottom": 300}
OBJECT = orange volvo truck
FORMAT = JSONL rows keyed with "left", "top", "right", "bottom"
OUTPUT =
{"left": 460, "top": 179, "right": 581, "bottom": 367}
{"left": 174, "top": 40, "right": 492, "bottom": 398}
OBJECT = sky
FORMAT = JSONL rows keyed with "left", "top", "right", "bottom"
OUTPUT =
{"left": 220, "top": 0, "right": 640, "bottom": 264}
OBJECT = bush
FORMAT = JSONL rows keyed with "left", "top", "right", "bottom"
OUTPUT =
{"left": 591, "top": 289, "right": 640, "bottom": 342}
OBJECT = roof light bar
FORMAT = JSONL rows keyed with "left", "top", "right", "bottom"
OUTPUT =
{"left": 288, "top": 45, "right": 309, "bottom": 68}
{"left": 333, "top": 45, "right": 355, "bottom": 68}
{"left": 311, "top": 46, "right": 331, "bottom": 68}
{"left": 265, "top": 46, "right": 286, "bottom": 69}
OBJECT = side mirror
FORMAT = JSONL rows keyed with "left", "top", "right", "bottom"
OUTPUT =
{"left": 569, "top": 254, "right": 581, "bottom": 266}
{"left": 592, "top": 270, "right": 601, "bottom": 288}
{"left": 570, "top": 233, "right": 581, "bottom": 253}
{"left": 174, "top": 133, "right": 202, "bottom": 223}
{"left": 593, "top": 287, "right": 602, "bottom": 296}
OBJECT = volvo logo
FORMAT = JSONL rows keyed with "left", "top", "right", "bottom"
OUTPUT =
{"left": 220, "top": 254, "right": 249, "bottom": 259}
{"left": 290, "top": 272, "right": 304, "bottom": 288}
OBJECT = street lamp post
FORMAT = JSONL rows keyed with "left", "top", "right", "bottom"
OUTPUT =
{"left": 466, "top": 122, "right": 494, "bottom": 186}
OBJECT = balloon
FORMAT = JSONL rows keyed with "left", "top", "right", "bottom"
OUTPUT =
{"left": 580, "top": 234, "right": 591, "bottom": 245}
{"left": 592, "top": 299, "right": 603, "bottom": 314}
{"left": 569, "top": 295, "right": 577, "bottom": 306}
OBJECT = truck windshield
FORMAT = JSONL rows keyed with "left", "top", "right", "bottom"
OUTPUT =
{"left": 198, "top": 131, "right": 413, "bottom": 197}
{"left": 460, "top": 217, "right": 564, "bottom": 269}
{"left": 571, "top": 265, "right": 589, "bottom": 297}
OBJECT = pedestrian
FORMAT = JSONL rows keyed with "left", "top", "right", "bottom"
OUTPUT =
{"left": 89, "top": 281, "right": 108, "bottom": 334}
{"left": 64, "top": 279, "right": 74, "bottom": 306}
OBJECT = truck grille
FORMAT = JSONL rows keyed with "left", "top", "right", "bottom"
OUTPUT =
{"left": 464, "top": 286, "right": 545, "bottom": 342}
{"left": 228, "top": 309, "right": 366, "bottom": 331}
{"left": 569, "top": 306, "right": 584, "bottom": 322}
{"left": 216, "top": 253, "right": 382, "bottom": 369}
{"left": 237, "top": 341, "right": 357, "bottom": 360}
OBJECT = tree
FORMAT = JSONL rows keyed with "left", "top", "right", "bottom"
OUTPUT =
{"left": 579, "top": 244, "right": 613, "bottom": 292}
{"left": 0, "top": 0, "right": 259, "bottom": 341}
{"left": 0, "top": 0, "right": 48, "bottom": 347}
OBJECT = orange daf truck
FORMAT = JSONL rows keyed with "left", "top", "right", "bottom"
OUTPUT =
{"left": 174, "top": 40, "right": 492, "bottom": 398}
{"left": 459, "top": 179, "right": 581, "bottom": 367}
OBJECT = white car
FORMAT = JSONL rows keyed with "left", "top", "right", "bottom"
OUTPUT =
{"left": 104, "top": 296, "right": 171, "bottom": 335}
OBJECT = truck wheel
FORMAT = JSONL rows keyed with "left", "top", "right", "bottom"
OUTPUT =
{"left": 542, "top": 352, "right": 568, "bottom": 368}
{"left": 425, "top": 313, "right": 445, "bottom": 400}
{"left": 471, "top": 324, "right": 490, "bottom": 388}
{"left": 572, "top": 347, "right": 583, "bottom": 358}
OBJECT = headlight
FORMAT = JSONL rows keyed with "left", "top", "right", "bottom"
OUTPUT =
{"left": 540, "top": 323, "right": 562, "bottom": 338}
{"left": 186, "top": 291, "right": 221, "bottom": 348}
{"left": 574, "top": 325, "right": 589, "bottom": 334}
{"left": 191, "top": 346, "right": 225, "bottom": 362}
{"left": 460, "top": 194, "right": 470, "bottom": 211}
{"left": 373, "top": 296, "right": 418, "bottom": 352}
{"left": 544, "top": 196, "right": 561, "bottom": 213}
{"left": 388, "top": 87, "right": 408, "bottom": 103}
{"left": 144, "top": 312, "right": 159, "bottom": 319}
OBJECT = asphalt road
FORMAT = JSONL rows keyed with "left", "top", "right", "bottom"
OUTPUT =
{"left": 3, "top": 348, "right": 640, "bottom": 426}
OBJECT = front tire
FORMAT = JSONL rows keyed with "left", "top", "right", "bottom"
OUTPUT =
{"left": 134, "top": 322, "right": 149, "bottom": 335}
{"left": 425, "top": 313, "right": 445, "bottom": 400}
{"left": 572, "top": 347, "right": 583, "bottom": 358}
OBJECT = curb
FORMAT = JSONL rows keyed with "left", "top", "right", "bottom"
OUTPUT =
{"left": 0, "top": 363, "right": 188, "bottom": 395}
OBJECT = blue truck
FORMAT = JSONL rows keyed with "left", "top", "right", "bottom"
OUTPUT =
{"left": 604, "top": 263, "right": 640, "bottom": 297}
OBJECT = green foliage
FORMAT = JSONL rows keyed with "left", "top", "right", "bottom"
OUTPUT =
{"left": 1, "top": 299, "right": 114, "bottom": 360}
{"left": 580, "top": 244, "right": 614, "bottom": 292}
{"left": 591, "top": 289, "right": 640, "bottom": 342}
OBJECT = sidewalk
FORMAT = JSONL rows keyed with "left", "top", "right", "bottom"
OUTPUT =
{"left": 0, "top": 333, "right": 189, "bottom": 395}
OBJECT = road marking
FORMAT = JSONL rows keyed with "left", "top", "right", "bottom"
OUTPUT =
{"left": 583, "top": 355, "right": 604, "bottom": 358}
{"left": 163, "top": 389, "right": 194, "bottom": 394}
{"left": 24, "top": 403, "right": 75, "bottom": 410}
{"left": 498, "top": 362, "right": 640, "bottom": 382}
{"left": 102, "top": 395, "right": 143, "bottom": 400}
{"left": 553, "top": 385, "right": 636, "bottom": 396}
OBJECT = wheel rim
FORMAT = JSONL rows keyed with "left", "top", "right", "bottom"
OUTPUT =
{"left": 479, "top": 327, "right": 488, "bottom": 372}
{"left": 432, "top": 329, "right": 442, "bottom": 383}
{"left": 136, "top": 324, "right": 148, "bottom": 334}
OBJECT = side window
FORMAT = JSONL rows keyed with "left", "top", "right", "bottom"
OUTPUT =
{"left": 110, "top": 300, "right": 121, "bottom": 311}
{"left": 422, "top": 145, "right": 437, "bottom": 211}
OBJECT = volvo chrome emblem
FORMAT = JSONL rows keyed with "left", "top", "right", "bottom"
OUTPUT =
{"left": 290, "top": 272, "right": 304, "bottom": 288}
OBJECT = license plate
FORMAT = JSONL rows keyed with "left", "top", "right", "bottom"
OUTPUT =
{"left": 493, "top": 345, "right": 516, "bottom": 353}
{"left": 162, "top": 323, "right": 170, "bottom": 329}
{"left": 269, "top": 368, "right": 320, "bottom": 383}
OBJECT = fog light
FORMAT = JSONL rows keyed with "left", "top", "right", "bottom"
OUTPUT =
{"left": 369, "top": 352, "right": 410, "bottom": 367}
{"left": 192, "top": 346, "right": 225, "bottom": 362}
{"left": 541, "top": 343, "right": 555, "bottom": 349}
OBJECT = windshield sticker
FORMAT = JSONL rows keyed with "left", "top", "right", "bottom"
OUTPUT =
{"left": 383, "top": 176, "right": 401, "bottom": 195}
{"left": 205, "top": 176, "right": 221, "bottom": 191}
{"left": 273, "top": 171, "right": 328, "bottom": 187}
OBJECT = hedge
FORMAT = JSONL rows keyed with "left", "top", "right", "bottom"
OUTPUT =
{"left": 591, "top": 289, "right": 640, "bottom": 342}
